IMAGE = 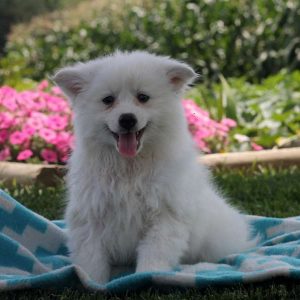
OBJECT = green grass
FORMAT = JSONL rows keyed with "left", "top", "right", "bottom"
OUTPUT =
{"left": 215, "top": 166, "right": 300, "bottom": 218}
{"left": 0, "top": 166, "right": 300, "bottom": 299}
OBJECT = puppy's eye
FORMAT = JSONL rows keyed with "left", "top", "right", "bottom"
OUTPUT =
{"left": 137, "top": 93, "right": 150, "bottom": 103}
{"left": 102, "top": 95, "right": 115, "bottom": 105}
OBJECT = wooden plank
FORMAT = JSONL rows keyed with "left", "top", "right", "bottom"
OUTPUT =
{"left": 0, "top": 162, "right": 65, "bottom": 186}
{"left": 199, "top": 148, "right": 300, "bottom": 168}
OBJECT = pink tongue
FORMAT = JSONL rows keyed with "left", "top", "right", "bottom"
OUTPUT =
{"left": 117, "top": 133, "right": 137, "bottom": 157}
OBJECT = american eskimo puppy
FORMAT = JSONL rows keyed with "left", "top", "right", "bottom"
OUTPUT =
{"left": 53, "top": 51, "right": 254, "bottom": 284}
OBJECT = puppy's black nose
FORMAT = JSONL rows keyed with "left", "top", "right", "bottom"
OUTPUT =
{"left": 119, "top": 113, "right": 137, "bottom": 130}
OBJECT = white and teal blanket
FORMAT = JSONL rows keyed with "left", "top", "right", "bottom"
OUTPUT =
{"left": 1, "top": 188, "right": 300, "bottom": 292}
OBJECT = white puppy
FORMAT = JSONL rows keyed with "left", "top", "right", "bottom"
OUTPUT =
{"left": 54, "top": 51, "right": 255, "bottom": 284}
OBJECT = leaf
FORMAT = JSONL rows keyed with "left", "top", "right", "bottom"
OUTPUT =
{"left": 219, "top": 74, "right": 238, "bottom": 120}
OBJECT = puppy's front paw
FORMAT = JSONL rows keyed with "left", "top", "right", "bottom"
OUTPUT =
{"left": 71, "top": 250, "right": 111, "bottom": 285}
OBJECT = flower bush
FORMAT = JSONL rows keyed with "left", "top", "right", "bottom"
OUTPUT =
{"left": 182, "top": 99, "right": 261, "bottom": 153}
{"left": 0, "top": 81, "right": 260, "bottom": 164}
{"left": 183, "top": 99, "right": 236, "bottom": 153}
{"left": 0, "top": 81, "right": 73, "bottom": 164}
{"left": 188, "top": 70, "right": 300, "bottom": 150}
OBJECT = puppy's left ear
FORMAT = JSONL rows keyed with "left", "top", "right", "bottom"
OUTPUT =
{"left": 52, "top": 66, "right": 87, "bottom": 102}
{"left": 166, "top": 62, "right": 197, "bottom": 91}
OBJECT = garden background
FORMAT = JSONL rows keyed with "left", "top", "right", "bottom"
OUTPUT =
{"left": 0, "top": 0, "right": 300, "bottom": 299}
{"left": 0, "top": 0, "right": 299, "bottom": 163}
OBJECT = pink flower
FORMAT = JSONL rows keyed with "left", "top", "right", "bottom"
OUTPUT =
{"left": 41, "top": 149, "right": 58, "bottom": 163}
{"left": 69, "top": 135, "right": 75, "bottom": 149}
{"left": 22, "top": 124, "right": 36, "bottom": 136}
{"left": 59, "top": 152, "right": 69, "bottom": 163}
{"left": 26, "top": 118, "right": 44, "bottom": 130}
{"left": 0, "top": 130, "right": 8, "bottom": 143}
{"left": 17, "top": 149, "right": 33, "bottom": 161}
{"left": 46, "top": 95, "right": 70, "bottom": 113}
{"left": 26, "top": 112, "right": 47, "bottom": 130}
{"left": 53, "top": 132, "right": 72, "bottom": 150}
{"left": 0, "top": 112, "right": 15, "bottom": 129}
{"left": 18, "top": 91, "right": 46, "bottom": 111}
{"left": 30, "top": 111, "right": 47, "bottom": 121}
{"left": 0, "top": 86, "right": 18, "bottom": 110}
{"left": 0, "top": 82, "right": 74, "bottom": 163}
{"left": 194, "top": 128, "right": 212, "bottom": 139}
{"left": 251, "top": 142, "right": 263, "bottom": 151}
{"left": 32, "top": 95, "right": 46, "bottom": 110}
{"left": 193, "top": 137, "right": 211, "bottom": 153}
{"left": 0, "top": 147, "right": 10, "bottom": 161}
{"left": 0, "top": 86, "right": 16, "bottom": 101}
{"left": 37, "top": 80, "right": 49, "bottom": 91}
{"left": 15, "top": 110, "right": 28, "bottom": 117}
{"left": 221, "top": 118, "right": 237, "bottom": 128}
{"left": 182, "top": 99, "right": 236, "bottom": 152}
{"left": 46, "top": 115, "right": 68, "bottom": 131}
{"left": 51, "top": 86, "right": 62, "bottom": 95}
{"left": 9, "top": 131, "right": 28, "bottom": 145}
{"left": 39, "top": 128, "right": 57, "bottom": 143}
{"left": 2, "top": 97, "right": 18, "bottom": 111}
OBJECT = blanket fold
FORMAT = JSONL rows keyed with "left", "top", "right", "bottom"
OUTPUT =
{"left": 0, "top": 188, "right": 300, "bottom": 292}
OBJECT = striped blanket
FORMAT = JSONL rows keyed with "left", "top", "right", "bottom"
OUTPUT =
{"left": 1, "top": 188, "right": 300, "bottom": 293}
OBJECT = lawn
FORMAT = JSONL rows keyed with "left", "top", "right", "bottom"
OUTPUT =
{"left": 0, "top": 166, "right": 300, "bottom": 299}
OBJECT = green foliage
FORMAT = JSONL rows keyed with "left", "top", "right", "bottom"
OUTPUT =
{"left": 188, "top": 70, "right": 300, "bottom": 149}
{"left": 1, "top": 0, "right": 300, "bottom": 84}
{"left": 0, "top": 183, "right": 65, "bottom": 220}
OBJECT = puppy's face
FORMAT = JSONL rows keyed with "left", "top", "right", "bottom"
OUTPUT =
{"left": 54, "top": 51, "right": 196, "bottom": 158}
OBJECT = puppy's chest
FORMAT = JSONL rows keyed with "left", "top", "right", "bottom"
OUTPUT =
{"left": 99, "top": 179, "right": 159, "bottom": 263}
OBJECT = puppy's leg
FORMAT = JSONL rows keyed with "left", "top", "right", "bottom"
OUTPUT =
{"left": 197, "top": 205, "right": 254, "bottom": 262}
{"left": 68, "top": 229, "right": 111, "bottom": 284}
{"left": 71, "top": 246, "right": 110, "bottom": 284}
{"left": 136, "top": 214, "right": 189, "bottom": 273}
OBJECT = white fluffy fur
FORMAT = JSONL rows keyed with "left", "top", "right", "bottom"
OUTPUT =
{"left": 54, "top": 51, "right": 255, "bottom": 284}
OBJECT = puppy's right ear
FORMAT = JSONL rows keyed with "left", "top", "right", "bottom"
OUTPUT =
{"left": 52, "top": 66, "right": 88, "bottom": 102}
{"left": 166, "top": 61, "right": 197, "bottom": 92}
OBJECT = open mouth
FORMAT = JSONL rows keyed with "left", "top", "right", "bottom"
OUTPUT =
{"left": 111, "top": 126, "right": 147, "bottom": 158}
